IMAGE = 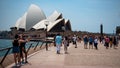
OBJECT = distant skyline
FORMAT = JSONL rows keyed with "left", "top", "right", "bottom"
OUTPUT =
{"left": 0, "top": 0, "right": 120, "bottom": 33}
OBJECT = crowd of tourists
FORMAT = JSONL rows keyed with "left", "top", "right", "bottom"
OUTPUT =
{"left": 12, "top": 33, "right": 119, "bottom": 67}
{"left": 54, "top": 34, "right": 119, "bottom": 54}
{"left": 82, "top": 35, "right": 119, "bottom": 50}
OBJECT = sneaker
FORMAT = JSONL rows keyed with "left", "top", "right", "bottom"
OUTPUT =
{"left": 75, "top": 47, "right": 77, "bottom": 48}
{"left": 21, "top": 60, "right": 25, "bottom": 64}
{"left": 14, "top": 63, "right": 17, "bottom": 67}
{"left": 57, "top": 51, "right": 60, "bottom": 54}
{"left": 25, "top": 61, "right": 28, "bottom": 63}
{"left": 65, "top": 52, "right": 68, "bottom": 54}
{"left": 17, "top": 62, "right": 21, "bottom": 66}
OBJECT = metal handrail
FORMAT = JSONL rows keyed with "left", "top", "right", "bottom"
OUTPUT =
{"left": 0, "top": 47, "right": 12, "bottom": 52}
{"left": 0, "top": 40, "right": 53, "bottom": 65}
{"left": 0, "top": 47, "right": 12, "bottom": 64}
{"left": 0, "top": 43, "right": 33, "bottom": 65}
{"left": 26, "top": 43, "right": 33, "bottom": 53}
{"left": 40, "top": 42, "right": 44, "bottom": 48}
{"left": 34, "top": 42, "right": 39, "bottom": 50}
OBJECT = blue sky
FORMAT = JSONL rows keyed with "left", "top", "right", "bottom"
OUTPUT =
{"left": 0, "top": 0, "right": 120, "bottom": 33}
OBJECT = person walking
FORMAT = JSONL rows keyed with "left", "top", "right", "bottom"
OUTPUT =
{"left": 55, "top": 33, "right": 62, "bottom": 54}
{"left": 89, "top": 35, "right": 94, "bottom": 49}
{"left": 63, "top": 36, "right": 69, "bottom": 54}
{"left": 83, "top": 35, "right": 88, "bottom": 49}
{"left": 94, "top": 36, "right": 98, "bottom": 50}
{"left": 113, "top": 36, "right": 117, "bottom": 49}
{"left": 12, "top": 34, "right": 20, "bottom": 66}
{"left": 105, "top": 36, "right": 110, "bottom": 49}
{"left": 72, "top": 35, "right": 77, "bottom": 48}
{"left": 109, "top": 36, "right": 113, "bottom": 48}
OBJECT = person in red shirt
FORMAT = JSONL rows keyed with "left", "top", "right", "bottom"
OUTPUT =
{"left": 105, "top": 36, "right": 110, "bottom": 49}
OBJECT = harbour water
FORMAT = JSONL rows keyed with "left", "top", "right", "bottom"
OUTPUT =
{"left": 0, "top": 39, "right": 42, "bottom": 57}
{"left": 0, "top": 39, "right": 12, "bottom": 49}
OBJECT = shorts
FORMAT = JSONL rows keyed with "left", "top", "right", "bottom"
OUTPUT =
{"left": 84, "top": 42, "right": 88, "bottom": 45}
{"left": 105, "top": 42, "right": 109, "bottom": 47}
{"left": 89, "top": 42, "right": 93, "bottom": 45}
{"left": 12, "top": 46, "right": 20, "bottom": 53}
{"left": 73, "top": 41, "right": 76, "bottom": 44}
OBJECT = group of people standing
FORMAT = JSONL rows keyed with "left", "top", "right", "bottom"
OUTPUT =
{"left": 54, "top": 34, "right": 100, "bottom": 54}
{"left": 79, "top": 35, "right": 119, "bottom": 50}
{"left": 54, "top": 33, "right": 119, "bottom": 53}
{"left": 104, "top": 36, "right": 118, "bottom": 49}
{"left": 12, "top": 34, "right": 29, "bottom": 66}
{"left": 83, "top": 35, "right": 99, "bottom": 50}
{"left": 83, "top": 35, "right": 119, "bottom": 50}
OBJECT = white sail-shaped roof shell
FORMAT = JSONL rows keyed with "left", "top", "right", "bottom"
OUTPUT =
{"left": 32, "top": 19, "right": 48, "bottom": 30}
{"left": 65, "top": 19, "right": 72, "bottom": 30}
{"left": 14, "top": 4, "right": 71, "bottom": 32}
{"left": 15, "top": 12, "right": 27, "bottom": 30}
{"left": 47, "top": 10, "right": 61, "bottom": 22}
{"left": 26, "top": 4, "right": 46, "bottom": 30}
{"left": 33, "top": 10, "right": 63, "bottom": 31}
{"left": 65, "top": 19, "right": 69, "bottom": 24}
{"left": 32, "top": 19, "right": 63, "bottom": 32}
{"left": 47, "top": 19, "right": 63, "bottom": 31}
{"left": 15, "top": 17, "right": 22, "bottom": 29}
{"left": 19, "top": 12, "right": 27, "bottom": 29}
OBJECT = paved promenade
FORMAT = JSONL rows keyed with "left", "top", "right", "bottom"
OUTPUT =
{"left": 7, "top": 41, "right": 120, "bottom": 68}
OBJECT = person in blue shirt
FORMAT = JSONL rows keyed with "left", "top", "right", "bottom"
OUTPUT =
{"left": 55, "top": 33, "right": 62, "bottom": 54}
{"left": 89, "top": 35, "right": 94, "bottom": 49}
{"left": 83, "top": 35, "right": 88, "bottom": 49}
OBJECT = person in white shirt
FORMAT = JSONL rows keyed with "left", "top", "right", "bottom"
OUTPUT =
{"left": 94, "top": 36, "right": 98, "bottom": 50}
{"left": 72, "top": 35, "right": 77, "bottom": 48}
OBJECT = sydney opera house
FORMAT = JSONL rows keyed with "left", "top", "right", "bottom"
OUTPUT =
{"left": 13, "top": 4, "right": 72, "bottom": 32}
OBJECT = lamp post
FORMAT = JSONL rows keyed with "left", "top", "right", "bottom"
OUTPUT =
{"left": 44, "top": 20, "right": 49, "bottom": 51}
{"left": 62, "top": 26, "right": 65, "bottom": 36}
{"left": 113, "top": 30, "right": 114, "bottom": 36}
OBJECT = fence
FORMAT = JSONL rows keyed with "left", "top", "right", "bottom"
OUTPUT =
{"left": 0, "top": 39, "right": 53, "bottom": 68}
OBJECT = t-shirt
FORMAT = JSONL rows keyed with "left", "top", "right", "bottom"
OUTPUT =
{"left": 84, "top": 37, "right": 88, "bottom": 42}
{"left": 105, "top": 38, "right": 109, "bottom": 43}
{"left": 89, "top": 37, "right": 93, "bottom": 42}
{"left": 55, "top": 35, "right": 62, "bottom": 45}
{"left": 94, "top": 39, "right": 98, "bottom": 43}
{"left": 73, "top": 36, "right": 77, "bottom": 42}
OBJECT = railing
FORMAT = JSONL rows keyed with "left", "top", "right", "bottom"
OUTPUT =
{"left": 0, "top": 47, "right": 13, "bottom": 64}
{"left": 0, "top": 39, "right": 53, "bottom": 67}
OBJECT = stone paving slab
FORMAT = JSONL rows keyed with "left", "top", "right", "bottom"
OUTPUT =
{"left": 7, "top": 41, "right": 120, "bottom": 68}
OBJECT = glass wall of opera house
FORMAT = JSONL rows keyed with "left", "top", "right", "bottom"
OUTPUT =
{"left": 12, "top": 4, "right": 72, "bottom": 32}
